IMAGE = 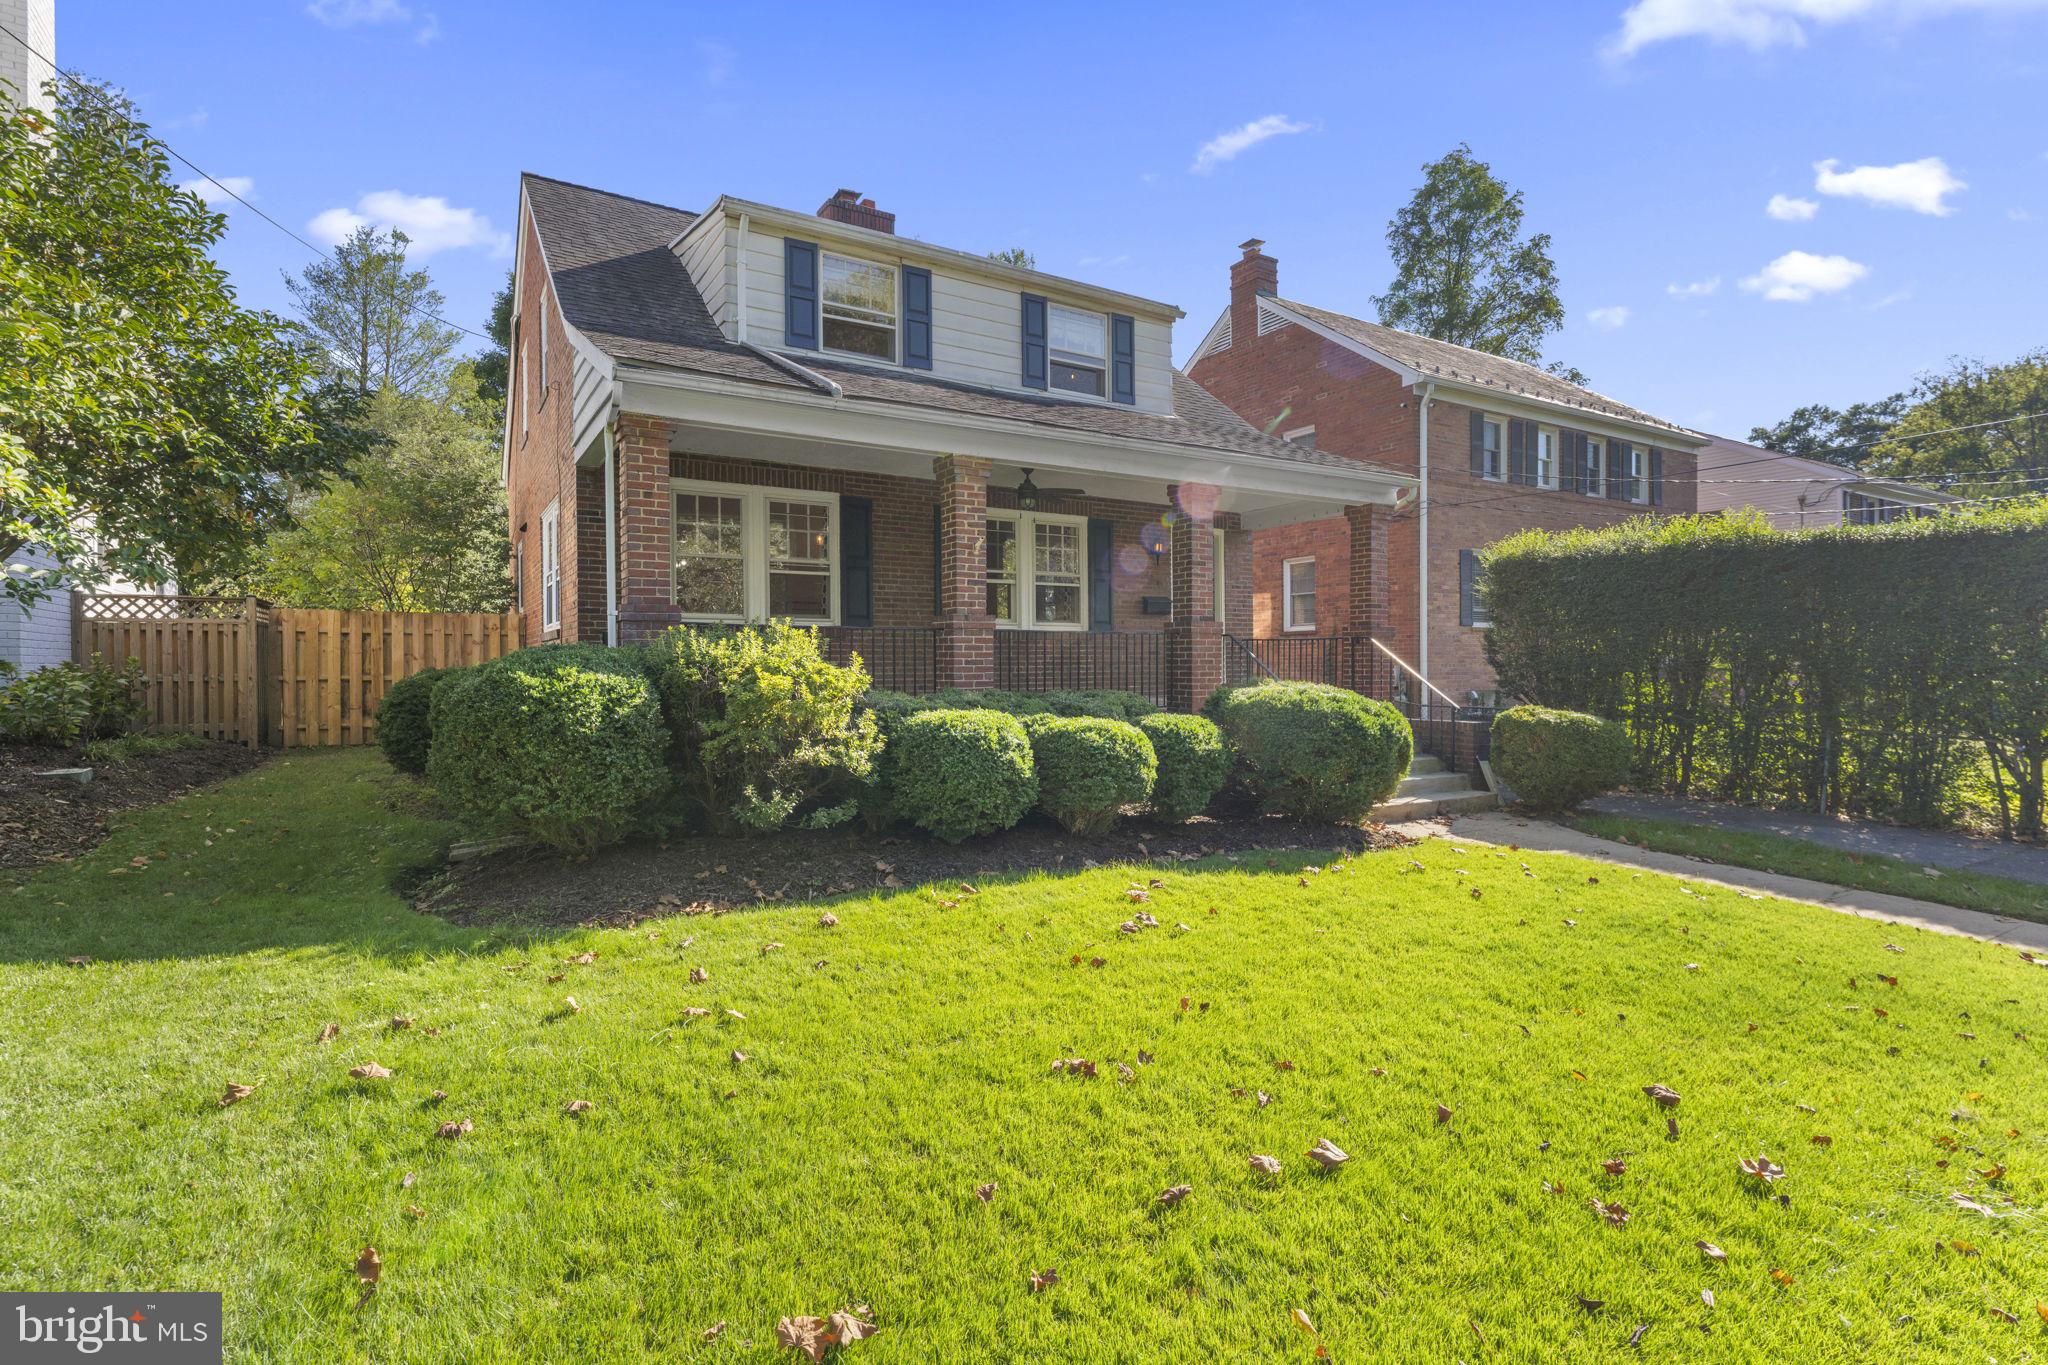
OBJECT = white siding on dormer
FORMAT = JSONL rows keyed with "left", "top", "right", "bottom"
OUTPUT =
{"left": 675, "top": 211, "right": 730, "bottom": 337}
{"left": 720, "top": 217, "right": 1175, "bottom": 414}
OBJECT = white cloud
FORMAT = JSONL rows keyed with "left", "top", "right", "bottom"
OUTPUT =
{"left": 306, "top": 0, "right": 438, "bottom": 43}
{"left": 179, "top": 174, "right": 256, "bottom": 208}
{"left": 1190, "top": 114, "right": 1313, "bottom": 174}
{"left": 1740, "top": 250, "right": 1869, "bottom": 301}
{"left": 1587, "top": 305, "right": 1632, "bottom": 329}
{"left": 1666, "top": 276, "right": 1722, "bottom": 298}
{"left": 309, "top": 191, "right": 511, "bottom": 258}
{"left": 1766, "top": 193, "right": 1818, "bottom": 221}
{"left": 1606, "top": 0, "right": 2048, "bottom": 58}
{"left": 1814, "top": 156, "right": 1965, "bottom": 215}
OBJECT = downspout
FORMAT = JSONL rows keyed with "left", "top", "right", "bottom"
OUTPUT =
{"left": 1415, "top": 381, "right": 1435, "bottom": 684}
{"left": 603, "top": 421, "right": 618, "bottom": 647}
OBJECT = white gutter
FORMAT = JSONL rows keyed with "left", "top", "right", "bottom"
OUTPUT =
{"left": 602, "top": 423, "right": 618, "bottom": 646}
{"left": 735, "top": 213, "right": 750, "bottom": 345}
{"left": 1416, "top": 381, "right": 1435, "bottom": 683}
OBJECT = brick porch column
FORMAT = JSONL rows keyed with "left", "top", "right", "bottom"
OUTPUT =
{"left": 1166, "top": 482, "right": 1223, "bottom": 713}
{"left": 1344, "top": 502, "right": 1391, "bottom": 695}
{"left": 615, "top": 414, "right": 681, "bottom": 644}
{"left": 933, "top": 454, "right": 994, "bottom": 691}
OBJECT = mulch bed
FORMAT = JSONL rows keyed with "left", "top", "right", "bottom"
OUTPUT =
{"left": 0, "top": 740, "right": 268, "bottom": 873}
{"left": 414, "top": 799, "right": 1413, "bottom": 930}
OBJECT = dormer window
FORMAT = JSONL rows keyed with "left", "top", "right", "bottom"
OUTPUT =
{"left": 1048, "top": 304, "right": 1107, "bottom": 397}
{"left": 821, "top": 252, "right": 897, "bottom": 361}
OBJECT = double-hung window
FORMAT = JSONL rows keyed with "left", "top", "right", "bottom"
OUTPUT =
{"left": 821, "top": 252, "right": 897, "bottom": 360}
{"left": 1283, "top": 557, "right": 1317, "bottom": 632}
{"left": 1048, "top": 304, "right": 1108, "bottom": 397}
{"left": 1585, "top": 438, "right": 1605, "bottom": 498}
{"left": 1623, "top": 444, "right": 1648, "bottom": 502}
{"left": 1534, "top": 426, "right": 1558, "bottom": 489}
{"left": 539, "top": 500, "right": 561, "bottom": 632}
{"left": 1479, "top": 417, "right": 1506, "bottom": 481}
{"left": 984, "top": 511, "right": 1087, "bottom": 629}
{"left": 671, "top": 480, "right": 838, "bottom": 623}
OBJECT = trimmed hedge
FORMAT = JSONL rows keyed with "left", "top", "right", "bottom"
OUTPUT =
{"left": 426, "top": 645, "right": 668, "bottom": 852}
{"left": 1483, "top": 502, "right": 2048, "bottom": 835}
{"left": 886, "top": 708, "right": 1038, "bottom": 843}
{"left": 376, "top": 666, "right": 453, "bottom": 776}
{"left": 1206, "top": 681, "right": 1411, "bottom": 823}
{"left": 862, "top": 688, "right": 1160, "bottom": 724}
{"left": 1023, "top": 715, "right": 1157, "bottom": 836}
{"left": 1138, "top": 713, "right": 1229, "bottom": 822}
{"left": 1491, "top": 705, "right": 1630, "bottom": 811}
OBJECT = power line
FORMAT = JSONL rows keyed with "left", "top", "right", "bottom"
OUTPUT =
{"left": 0, "top": 19, "right": 491, "bottom": 345}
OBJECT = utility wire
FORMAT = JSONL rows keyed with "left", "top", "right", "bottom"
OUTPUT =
{"left": 0, "top": 18, "right": 492, "bottom": 344}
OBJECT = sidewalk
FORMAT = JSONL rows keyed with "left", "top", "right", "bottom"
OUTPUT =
{"left": 1421, "top": 810, "right": 2048, "bottom": 953}
{"left": 1582, "top": 793, "right": 2048, "bottom": 887}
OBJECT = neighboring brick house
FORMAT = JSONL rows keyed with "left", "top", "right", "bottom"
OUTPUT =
{"left": 501, "top": 177, "right": 1412, "bottom": 711}
{"left": 1693, "top": 434, "right": 1953, "bottom": 528}
{"left": 1186, "top": 241, "right": 1711, "bottom": 703}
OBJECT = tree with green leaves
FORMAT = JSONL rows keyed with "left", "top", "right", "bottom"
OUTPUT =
{"left": 987, "top": 247, "right": 1036, "bottom": 270}
{"left": 1749, "top": 394, "right": 1907, "bottom": 467}
{"left": 284, "top": 225, "right": 462, "bottom": 397}
{"left": 473, "top": 271, "right": 513, "bottom": 415}
{"left": 0, "top": 80, "right": 351, "bottom": 603}
{"left": 1865, "top": 352, "right": 2048, "bottom": 498}
{"left": 1374, "top": 144, "right": 1565, "bottom": 367}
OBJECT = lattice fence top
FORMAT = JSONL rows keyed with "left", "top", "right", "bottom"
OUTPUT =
{"left": 78, "top": 594, "right": 257, "bottom": 621}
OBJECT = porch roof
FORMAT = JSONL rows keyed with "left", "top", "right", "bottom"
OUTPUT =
{"left": 521, "top": 174, "right": 1411, "bottom": 496}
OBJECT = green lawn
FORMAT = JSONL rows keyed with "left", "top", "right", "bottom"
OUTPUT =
{"left": 2, "top": 750, "right": 2044, "bottom": 1362}
{"left": 1566, "top": 811, "right": 2048, "bottom": 925}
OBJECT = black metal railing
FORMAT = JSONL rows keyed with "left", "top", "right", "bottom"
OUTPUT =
{"left": 820, "top": 626, "right": 938, "bottom": 694}
{"left": 994, "top": 630, "right": 1168, "bottom": 704}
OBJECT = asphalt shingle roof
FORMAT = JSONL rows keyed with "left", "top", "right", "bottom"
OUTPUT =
{"left": 521, "top": 173, "right": 1391, "bottom": 476}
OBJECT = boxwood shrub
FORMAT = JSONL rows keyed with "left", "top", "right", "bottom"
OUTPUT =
{"left": 1491, "top": 705, "right": 1631, "bottom": 811}
{"left": 886, "top": 708, "right": 1037, "bottom": 843}
{"left": 1022, "top": 715, "right": 1157, "bottom": 836}
{"left": 1137, "top": 712, "right": 1230, "bottom": 822}
{"left": 376, "top": 666, "right": 455, "bottom": 776}
{"left": 1205, "top": 681, "right": 1411, "bottom": 823}
{"left": 426, "top": 645, "right": 668, "bottom": 852}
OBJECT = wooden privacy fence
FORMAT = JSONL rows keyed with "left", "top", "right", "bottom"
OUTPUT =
{"left": 74, "top": 595, "right": 522, "bottom": 748}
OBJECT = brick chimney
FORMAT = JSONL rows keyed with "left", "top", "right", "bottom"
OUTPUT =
{"left": 1230, "top": 238, "right": 1277, "bottom": 343}
{"left": 817, "top": 188, "right": 895, "bottom": 234}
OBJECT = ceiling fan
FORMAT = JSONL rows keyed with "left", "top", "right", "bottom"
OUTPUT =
{"left": 1014, "top": 467, "right": 1085, "bottom": 510}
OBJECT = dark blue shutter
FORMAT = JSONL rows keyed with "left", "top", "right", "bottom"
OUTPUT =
{"left": 901, "top": 267, "right": 933, "bottom": 370}
{"left": 1087, "top": 518, "right": 1113, "bottom": 631}
{"left": 1649, "top": 448, "right": 1665, "bottom": 506}
{"left": 1508, "top": 419, "right": 1528, "bottom": 485}
{"left": 931, "top": 505, "right": 942, "bottom": 617}
{"left": 1459, "top": 550, "right": 1478, "bottom": 627}
{"left": 1607, "top": 441, "right": 1628, "bottom": 500}
{"left": 840, "top": 497, "right": 873, "bottom": 627}
{"left": 784, "top": 238, "right": 819, "bottom": 350}
{"left": 1021, "top": 293, "right": 1048, "bottom": 390}
{"left": 1469, "top": 410, "right": 1486, "bottom": 477}
{"left": 1109, "top": 313, "right": 1136, "bottom": 404}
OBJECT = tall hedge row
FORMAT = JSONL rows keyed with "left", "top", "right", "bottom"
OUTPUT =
{"left": 1481, "top": 503, "right": 2048, "bottom": 836}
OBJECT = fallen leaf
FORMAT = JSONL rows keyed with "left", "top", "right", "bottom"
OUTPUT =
{"left": 566, "top": 951, "right": 596, "bottom": 966}
{"left": 1811, "top": 1134, "right": 1833, "bottom": 1147}
{"left": 348, "top": 1063, "right": 392, "bottom": 1081}
{"left": 1701, "top": 1289, "right": 1716, "bottom": 1309}
{"left": 1029, "top": 1268, "right": 1059, "bottom": 1294}
{"left": 547, "top": 973, "right": 565, "bottom": 984}
{"left": 1576, "top": 1294, "right": 1605, "bottom": 1314}
{"left": 703, "top": 1321, "right": 726, "bottom": 1342}
{"left": 564, "top": 1099, "right": 593, "bottom": 1115}
{"left": 1627, "top": 1324, "right": 1648, "bottom": 1348}
{"left": 564, "top": 997, "right": 581, "bottom": 1014}
{"left": 775, "top": 1316, "right": 832, "bottom": 1361}
{"left": 1589, "top": 1198, "right": 1630, "bottom": 1227}
{"left": 355, "top": 1245, "right": 382, "bottom": 1285}
{"left": 1136, "top": 1049, "right": 1154, "bottom": 1066}
{"left": 1305, "top": 1138, "right": 1350, "bottom": 1169}
{"left": 1156, "top": 1184, "right": 1192, "bottom": 1207}
{"left": 390, "top": 1016, "right": 413, "bottom": 1031}
{"left": 975, "top": 1182, "right": 997, "bottom": 1203}
{"left": 1051, "top": 1058, "right": 1097, "bottom": 1078}
{"left": 1769, "top": 1268, "right": 1795, "bottom": 1286}
{"left": 1115, "top": 1062, "right": 1136, "bottom": 1084}
{"left": 689, "top": 967, "right": 709, "bottom": 984}
{"left": 1602, "top": 1158, "right": 1627, "bottom": 1175}
{"left": 316, "top": 1023, "right": 340, "bottom": 1044}
{"left": 818, "top": 912, "right": 839, "bottom": 927}
{"left": 730, "top": 1050, "right": 750, "bottom": 1064}
{"left": 1089, "top": 957, "right": 1106, "bottom": 969}
{"left": 1274, "top": 1059, "right": 1296, "bottom": 1072}
{"left": 219, "top": 1082, "right": 257, "bottom": 1107}
{"left": 400, "top": 1171, "right": 416, "bottom": 1188}
{"left": 1436, "top": 1103, "right": 1453, "bottom": 1124}
{"left": 1643, "top": 1083, "right": 1682, "bottom": 1108}
{"left": 436, "top": 1118, "right": 472, "bottom": 1140}
{"left": 1697, "top": 1241, "right": 1727, "bottom": 1262}
{"left": 1951, "top": 1239, "right": 1980, "bottom": 1257}
{"left": 1249, "top": 1154, "right": 1282, "bottom": 1176}
{"left": 1256, "top": 1090, "right": 1272, "bottom": 1109}
{"left": 1542, "top": 1180, "right": 1566, "bottom": 1195}
{"left": 1740, "top": 1156, "right": 1786, "bottom": 1183}
{"left": 405, "top": 1204, "right": 425, "bottom": 1219}
{"left": 1976, "top": 1162, "right": 2007, "bottom": 1181}
{"left": 682, "top": 1006, "right": 711, "bottom": 1018}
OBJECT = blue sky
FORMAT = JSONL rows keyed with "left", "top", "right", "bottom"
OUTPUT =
{"left": 55, "top": 0, "right": 2048, "bottom": 437}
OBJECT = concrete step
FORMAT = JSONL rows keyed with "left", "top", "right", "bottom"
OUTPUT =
{"left": 1395, "top": 772, "right": 1478, "bottom": 801}
{"left": 1370, "top": 788, "right": 1501, "bottom": 822}
{"left": 1407, "top": 755, "right": 1445, "bottom": 776}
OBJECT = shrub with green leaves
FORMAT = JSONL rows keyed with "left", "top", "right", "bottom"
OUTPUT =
{"left": 0, "top": 655, "right": 145, "bottom": 746}
{"left": 641, "top": 623, "right": 880, "bottom": 835}
{"left": 376, "top": 666, "right": 454, "bottom": 776}
{"left": 1206, "top": 681, "right": 1411, "bottom": 823}
{"left": 862, "top": 688, "right": 1158, "bottom": 724}
{"left": 1022, "top": 715, "right": 1157, "bottom": 836}
{"left": 426, "top": 645, "right": 667, "bottom": 852}
{"left": 1137, "top": 713, "right": 1230, "bottom": 822}
{"left": 886, "top": 708, "right": 1038, "bottom": 843}
{"left": 1491, "top": 705, "right": 1631, "bottom": 811}
{"left": 83, "top": 731, "right": 204, "bottom": 765}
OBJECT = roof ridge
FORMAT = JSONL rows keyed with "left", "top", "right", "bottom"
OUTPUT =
{"left": 521, "top": 171, "right": 699, "bottom": 220}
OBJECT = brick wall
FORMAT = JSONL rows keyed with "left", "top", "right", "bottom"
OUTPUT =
{"left": 503, "top": 209, "right": 582, "bottom": 645}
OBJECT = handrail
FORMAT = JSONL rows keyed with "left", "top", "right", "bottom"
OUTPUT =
{"left": 1225, "top": 634, "right": 1280, "bottom": 681}
{"left": 1369, "top": 636, "right": 1460, "bottom": 709}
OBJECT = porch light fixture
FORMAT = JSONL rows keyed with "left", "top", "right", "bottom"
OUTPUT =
{"left": 1140, "top": 524, "right": 1169, "bottom": 556}
{"left": 1013, "top": 468, "right": 1082, "bottom": 512}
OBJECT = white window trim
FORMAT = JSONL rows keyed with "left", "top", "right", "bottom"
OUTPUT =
{"left": 1282, "top": 425, "right": 1316, "bottom": 447}
{"left": 668, "top": 476, "right": 841, "bottom": 625}
{"left": 819, "top": 249, "right": 899, "bottom": 365}
{"left": 519, "top": 322, "right": 530, "bottom": 438}
{"left": 1282, "top": 556, "right": 1317, "bottom": 633}
{"left": 985, "top": 509, "right": 1089, "bottom": 631}
{"left": 1211, "top": 526, "right": 1227, "bottom": 627}
{"left": 539, "top": 500, "right": 561, "bottom": 632}
{"left": 1467, "top": 551, "right": 1493, "bottom": 630}
{"left": 1047, "top": 302, "right": 1110, "bottom": 399}
{"left": 1534, "top": 425, "right": 1559, "bottom": 490}
{"left": 1625, "top": 443, "right": 1649, "bottom": 504}
{"left": 1479, "top": 415, "right": 1507, "bottom": 482}
{"left": 513, "top": 541, "right": 525, "bottom": 614}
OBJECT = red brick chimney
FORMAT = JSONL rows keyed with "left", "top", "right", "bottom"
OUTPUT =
{"left": 1230, "top": 238, "right": 1277, "bottom": 343}
{"left": 818, "top": 188, "right": 895, "bottom": 234}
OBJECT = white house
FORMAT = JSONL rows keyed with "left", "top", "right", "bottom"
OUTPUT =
{"left": 1693, "top": 434, "right": 1954, "bottom": 529}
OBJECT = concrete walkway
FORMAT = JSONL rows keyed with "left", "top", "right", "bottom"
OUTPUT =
{"left": 1583, "top": 793, "right": 2048, "bottom": 887}
{"left": 1414, "top": 809, "right": 2048, "bottom": 953}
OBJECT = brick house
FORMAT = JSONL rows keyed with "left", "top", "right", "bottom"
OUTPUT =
{"left": 502, "top": 177, "right": 1412, "bottom": 711}
{"left": 1186, "top": 241, "right": 1711, "bottom": 703}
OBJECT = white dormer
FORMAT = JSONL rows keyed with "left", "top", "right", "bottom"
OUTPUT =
{"left": 669, "top": 193, "right": 1180, "bottom": 415}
